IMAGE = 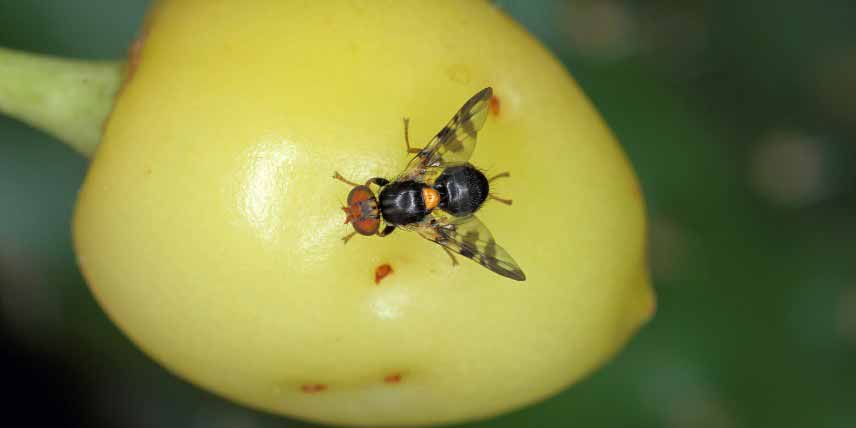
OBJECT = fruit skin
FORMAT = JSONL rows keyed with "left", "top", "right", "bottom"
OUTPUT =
{"left": 73, "top": 0, "right": 654, "bottom": 426}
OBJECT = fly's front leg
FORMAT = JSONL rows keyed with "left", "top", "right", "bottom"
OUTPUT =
{"left": 333, "top": 171, "right": 361, "bottom": 187}
{"left": 341, "top": 230, "right": 358, "bottom": 244}
{"left": 366, "top": 177, "right": 390, "bottom": 187}
{"left": 377, "top": 225, "right": 395, "bottom": 237}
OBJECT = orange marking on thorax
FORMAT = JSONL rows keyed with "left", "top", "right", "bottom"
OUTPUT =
{"left": 374, "top": 264, "right": 393, "bottom": 284}
{"left": 422, "top": 187, "right": 440, "bottom": 210}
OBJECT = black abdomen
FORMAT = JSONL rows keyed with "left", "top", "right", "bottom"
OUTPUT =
{"left": 378, "top": 181, "right": 428, "bottom": 225}
{"left": 434, "top": 164, "right": 489, "bottom": 216}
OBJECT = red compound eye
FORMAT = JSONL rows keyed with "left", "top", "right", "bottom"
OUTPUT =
{"left": 353, "top": 217, "right": 380, "bottom": 235}
{"left": 347, "top": 185, "right": 375, "bottom": 206}
{"left": 346, "top": 185, "right": 380, "bottom": 235}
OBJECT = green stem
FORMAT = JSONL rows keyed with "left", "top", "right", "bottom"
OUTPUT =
{"left": 0, "top": 47, "right": 124, "bottom": 157}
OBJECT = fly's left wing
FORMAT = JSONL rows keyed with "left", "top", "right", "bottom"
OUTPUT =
{"left": 411, "top": 212, "right": 526, "bottom": 281}
{"left": 398, "top": 87, "right": 493, "bottom": 181}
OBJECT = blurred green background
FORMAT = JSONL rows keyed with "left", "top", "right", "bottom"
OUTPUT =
{"left": 2, "top": 1, "right": 855, "bottom": 427}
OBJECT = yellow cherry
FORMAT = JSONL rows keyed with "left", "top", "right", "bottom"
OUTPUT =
{"left": 71, "top": 0, "right": 654, "bottom": 425}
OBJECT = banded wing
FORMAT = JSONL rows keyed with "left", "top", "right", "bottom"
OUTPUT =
{"left": 412, "top": 212, "right": 526, "bottom": 281}
{"left": 398, "top": 87, "right": 493, "bottom": 181}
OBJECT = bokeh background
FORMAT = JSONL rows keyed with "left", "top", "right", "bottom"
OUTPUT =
{"left": 2, "top": 1, "right": 855, "bottom": 427}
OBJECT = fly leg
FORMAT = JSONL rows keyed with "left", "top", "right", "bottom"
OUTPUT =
{"left": 488, "top": 171, "right": 510, "bottom": 182}
{"left": 487, "top": 172, "right": 512, "bottom": 205}
{"left": 441, "top": 247, "right": 459, "bottom": 266}
{"left": 334, "top": 172, "right": 389, "bottom": 189}
{"left": 341, "top": 230, "right": 358, "bottom": 244}
{"left": 403, "top": 117, "right": 421, "bottom": 154}
{"left": 366, "top": 177, "right": 390, "bottom": 187}
{"left": 333, "top": 171, "right": 360, "bottom": 187}
{"left": 488, "top": 194, "right": 512, "bottom": 205}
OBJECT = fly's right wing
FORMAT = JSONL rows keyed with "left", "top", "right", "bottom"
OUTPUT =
{"left": 409, "top": 211, "right": 525, "bottom": 282}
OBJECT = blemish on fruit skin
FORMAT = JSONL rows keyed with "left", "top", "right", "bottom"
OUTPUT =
{"left": 119, "top": 27, "right": 149, "bottom": 97}
{"left": 126, "top": 36, "right": 144, "bottom": 83}
{"left": 374, "top": 263, "right": 393, "bottom": 284}
{"left": 384, "top": 373, "right": 403, "bottom": 384}
{"left": 103, "top": 31, "right": 147, "bottom": 136}
{"left": 301, "top": 383, "right": 327, "bottom": 393}
{"left": 489, "top": 95, "right": 501, "bottom": 116}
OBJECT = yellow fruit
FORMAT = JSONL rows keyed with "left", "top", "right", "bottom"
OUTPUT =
{"left": 73, "top": 0, "right": 654, "bottom": 425}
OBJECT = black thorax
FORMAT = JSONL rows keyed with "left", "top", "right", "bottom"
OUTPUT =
{"left": 379, "top": 181, "right": 429, "bottom": 225}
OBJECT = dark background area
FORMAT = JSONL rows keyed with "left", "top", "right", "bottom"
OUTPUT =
{"left": 2, "top": 1, "right": 855, "bottom": 427}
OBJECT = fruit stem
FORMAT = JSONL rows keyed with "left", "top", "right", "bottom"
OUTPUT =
{"left": 0, "top": 46, "right": 124, "bottom": 157}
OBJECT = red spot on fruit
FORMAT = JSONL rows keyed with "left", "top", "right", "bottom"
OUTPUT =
{"left": 127, "top": 36, "right": 144, "bottom": 82}
{"left": 105, "top": 30, "right": 148, "bottom": 135}
{"left": 374, "top": 264, "right": 393, "bottom": 284}
{"left": 384, "top": 373, "right": 402, "bottom": 383}
{"left": 489, "top": 95, "right": 501, "bottom": 116}
{"left": 301, "top": 383, "right": 327, "bottom": 393}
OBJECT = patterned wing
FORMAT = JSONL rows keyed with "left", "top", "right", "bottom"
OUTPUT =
{"left": 398, "top": 87, "right": 493, "bottom": 181}
{"left": 412, "top": 212, "right": 526, "bottom": 281}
